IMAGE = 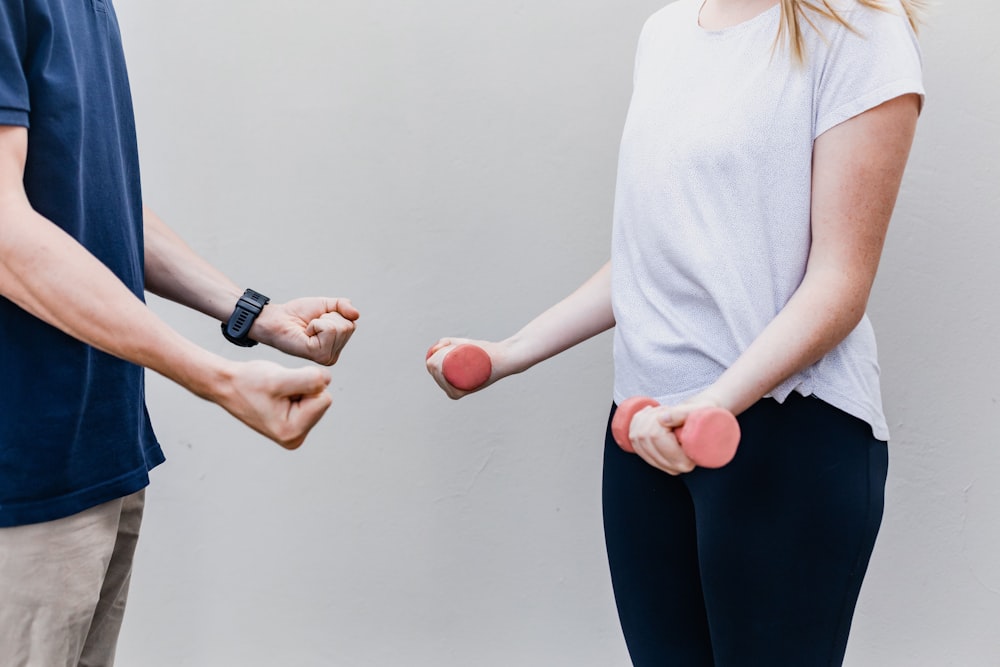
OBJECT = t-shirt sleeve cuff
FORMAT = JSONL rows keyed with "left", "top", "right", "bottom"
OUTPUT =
{"left": 0, "top": 107, "right": 30, "bottom": 128}
{"left": 814, "top": 78, "right": 925, "bottom": 139}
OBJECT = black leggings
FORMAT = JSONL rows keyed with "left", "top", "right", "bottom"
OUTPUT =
{"left": 602, "top": 394, "right": 888, "bottom": 667}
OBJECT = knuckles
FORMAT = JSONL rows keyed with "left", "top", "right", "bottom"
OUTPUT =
{"left": 278, "top": 436, "right": 305, "bottom": 450}
{"left": 271, "top": 390, "right": 332, "bottom": 449}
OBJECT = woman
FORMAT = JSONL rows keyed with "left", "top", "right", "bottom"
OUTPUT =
{"left": 427, "top": 0, "right": 924, "bottom": 663}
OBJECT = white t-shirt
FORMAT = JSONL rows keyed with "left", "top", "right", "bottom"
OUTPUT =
{"left": 610, "top": 0, "right": 924, "bottom": 440}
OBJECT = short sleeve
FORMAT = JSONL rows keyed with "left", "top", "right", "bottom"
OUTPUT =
{"left": 0, "top": 0, "right": 30, "bottom": 127}
{"left": 813, "top": 1, "right": 924, "bottom": 139}
{"left": 632, "top": 15, "right": 654, "bottom": 87}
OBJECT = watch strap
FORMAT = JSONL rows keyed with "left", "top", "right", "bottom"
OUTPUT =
{"left": 222, "top": 288, "right": 270, "bottom": 347}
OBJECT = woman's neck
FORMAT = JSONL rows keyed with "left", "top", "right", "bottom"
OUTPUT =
{"left": 698, "top": 0, "right": 780, "bottom": 30}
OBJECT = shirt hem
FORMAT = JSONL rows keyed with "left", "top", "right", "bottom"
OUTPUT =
{"left": 613, "top": 383, "right": 890, "bottom": 442}
{"left": 0, "top": 451, "right": 165, "bottom": 528}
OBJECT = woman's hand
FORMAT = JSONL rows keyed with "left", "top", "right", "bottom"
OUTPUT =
{"left": 424, "top": 263, "right": 615, "bottom": 400}
{"left": 627, "top": 393, "right": 724, "bottom": 476}
{"left": 425, "top": 338, "right": 513, "bottom": 400}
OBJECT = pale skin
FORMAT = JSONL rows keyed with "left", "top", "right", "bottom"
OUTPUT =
{"left": 428, "top": 83, "right": 920, "bottom": 474}
{"left": 698, "top": 0, "right": 783, "bottom": 31}
{"left": 0, "top": 125, "right": 359, "bottom": 449}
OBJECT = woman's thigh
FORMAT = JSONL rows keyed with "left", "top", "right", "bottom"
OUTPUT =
{"left": 602, "top": 407, "right": 715, "bottom": 667}
{"left": 686, "top": 395, "right": 888, "bottom": 666}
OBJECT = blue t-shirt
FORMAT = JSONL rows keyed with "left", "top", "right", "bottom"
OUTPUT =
{"left": 0, "top": 0, "right": 164, "bottom": 526}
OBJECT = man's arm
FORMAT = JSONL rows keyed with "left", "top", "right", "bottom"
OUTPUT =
{"left": 144, "top": 207, "right": 360, "bottom": 365}
{"left": 0, "top": 126, "right": 331, "bottom": 449}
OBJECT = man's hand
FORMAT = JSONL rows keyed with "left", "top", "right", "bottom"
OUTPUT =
{"left": 214, "top": 360, "right": 333, "bottom": 449}
{"left": 250, "top": 297, "right": 360, "bottom": 366}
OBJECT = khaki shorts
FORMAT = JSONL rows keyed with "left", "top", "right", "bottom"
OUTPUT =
{"left": 0, "top": 490, "right": 145, "bottom": 667}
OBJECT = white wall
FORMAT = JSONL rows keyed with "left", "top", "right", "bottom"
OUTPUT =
{"left": 846, "top": 2, "right": 1000, "bottom": 664}
{"left": 113, "top": 2, "right": 999, "bottom": 665}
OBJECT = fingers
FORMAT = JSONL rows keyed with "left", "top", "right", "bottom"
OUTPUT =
{"left": 270, "top": 367, "right": 331, "bottom": 449}
{"left": 296, "top": 297, "right": 362, "bottom": 322}
{"left": 257, "top": 297, "right": 360, "bottom": 365}
{"left": 424, "top": 338, "right": 476, "bottom": 400}
{"left": 265, "top": 366, "right": 332, "bottom": 449}
{"left": 629, "top": 406, "right": 696, "bottom": 476}
{"left": 425, "top": 337, "right": 462, "bottom": 361}
{"left": 333, "top": 298, "right": 360, "bottom": 321}
{"left": 274, "top": 366, "right": 332, "bottom": 399}
{"left": 220, "top": 361, "right": 334, "bottom": 450}
{"left": 655, "top": 405, "right": 685, "bottom": 430}
{"left": 657, "top": 394, "right": 723, "bottom": 430}
{"left": 267, "top": 371, "right": 332, "bottom": 450}
{"left": 305, "top": 311, "right": 356, "bottom": 336}
{"left": 304, "top": 312, "right": 357, "bottom": 365}
{"left": 279, "top": 390, "right": 333, "bottom": 450}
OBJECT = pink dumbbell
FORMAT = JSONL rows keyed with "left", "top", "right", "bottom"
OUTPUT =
{"left": 611, "top": 397, "right": 740, "bottom": 469}
{"left": 426, "top": 343, "right": 493, "bottom": 392}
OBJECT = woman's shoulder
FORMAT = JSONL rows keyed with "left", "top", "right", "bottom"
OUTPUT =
{"left": 799, "top": 0, "right": 921, "bottom": 71}
{"left": 804, "top": 0, "right": 916, "bottom": 36}
{"left": 642, "top": 0, "right": 700, "bottom": 34}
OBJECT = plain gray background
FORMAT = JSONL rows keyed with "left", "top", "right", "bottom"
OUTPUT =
{"left": 113, "top": 1, "right": 999, "bottom": 665}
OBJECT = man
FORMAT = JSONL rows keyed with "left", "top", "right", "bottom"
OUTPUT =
{"left": 0, "top": 1, "right": 358, "bottom": 663}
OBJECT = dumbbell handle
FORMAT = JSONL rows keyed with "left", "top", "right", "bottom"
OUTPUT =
{"left": 426, "top": 343, "right": 493, "bottom": 392}
{"left": 611, "top": 397, "right": 740, "bottom": 469}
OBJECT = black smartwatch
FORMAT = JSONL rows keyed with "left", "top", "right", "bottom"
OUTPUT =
{"left": 221, "top": 288, "right": 270, "bottom": 347}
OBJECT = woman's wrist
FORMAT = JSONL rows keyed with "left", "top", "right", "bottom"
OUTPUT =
{"left": 496, "top": 334, "right": 536, "bottom": 377}
{"left": 685, "top": 383, "right": 752, "bottom": 416}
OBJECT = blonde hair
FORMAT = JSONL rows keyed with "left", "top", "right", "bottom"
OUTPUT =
{"left": 777, "top": 0, "right": 928, "bottom": 63}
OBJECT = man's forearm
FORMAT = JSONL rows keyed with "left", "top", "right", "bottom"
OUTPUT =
{"left": 0, "top": 200, "right": 234, "bottom": 401}
{"left": 143, "top": 205, "right": 244, "bottom": 321}
{"left": 143, "top": 203, "right": 363, "bottom": 366}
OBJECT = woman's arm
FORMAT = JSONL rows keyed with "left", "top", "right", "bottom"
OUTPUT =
{"left": 427, "top": 261, "right": 615, "bottom": 398}
{"left": 629, "top": 93, "right": 921, "bottom": 474}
